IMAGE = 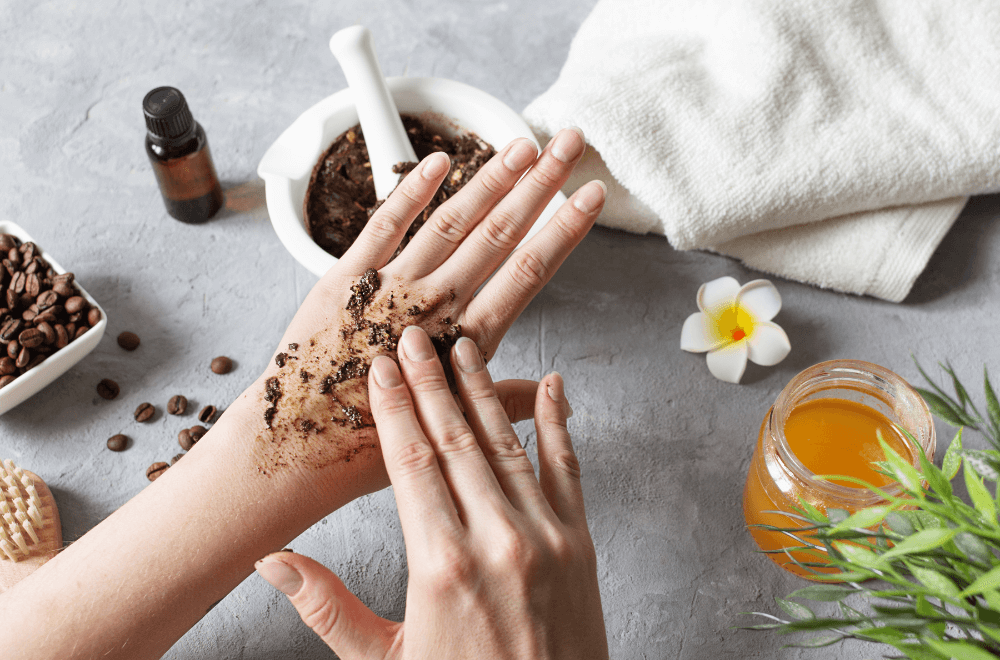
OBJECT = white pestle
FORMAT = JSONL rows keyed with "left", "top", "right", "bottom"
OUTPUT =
{"left": 329, "top": 26, "right": 419, "bottom": 200}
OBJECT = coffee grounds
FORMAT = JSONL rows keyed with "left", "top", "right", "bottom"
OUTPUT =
{"left": 303, "top": 115, "right": 496, "bottom": 258}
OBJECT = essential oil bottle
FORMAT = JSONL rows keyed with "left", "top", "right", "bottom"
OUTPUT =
{"left": 143, "top": 87, "right": 224, "bottom": 223}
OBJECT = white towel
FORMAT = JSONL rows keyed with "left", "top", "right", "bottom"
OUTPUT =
{"left": 523, "top": 0, "right": 1000, "bottom": 302}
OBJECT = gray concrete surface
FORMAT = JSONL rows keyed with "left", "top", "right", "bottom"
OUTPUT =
{"left": 2, "top": 1, "right": 998, "bottom": 658}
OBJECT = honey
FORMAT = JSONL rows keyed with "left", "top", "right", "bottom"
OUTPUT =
{"left": 743, "top": 360, "right": 935, "bottom": 579}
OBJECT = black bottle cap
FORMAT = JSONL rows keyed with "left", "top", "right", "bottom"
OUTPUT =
{"left": 143, "top": 87, "right": 195, "bottom": 143}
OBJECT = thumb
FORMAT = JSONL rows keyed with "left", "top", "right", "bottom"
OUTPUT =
{"left": 256, "top": 551, "right": 396, "bottom": 658}
{"left": 495, "top": 378, "right": 573, "bottom": 424}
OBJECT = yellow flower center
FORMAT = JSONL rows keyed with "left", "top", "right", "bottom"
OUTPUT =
{"left": 712, "top": 304, "right": 755, "bottom": 344}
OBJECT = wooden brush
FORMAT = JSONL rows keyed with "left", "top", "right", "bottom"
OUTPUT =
{"left": 0, "top": 459, "right": 61, "bottom": 592}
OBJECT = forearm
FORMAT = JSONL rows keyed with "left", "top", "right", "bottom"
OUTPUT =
{"left": 0, "top": 377, "right": 378, "bottom": 660}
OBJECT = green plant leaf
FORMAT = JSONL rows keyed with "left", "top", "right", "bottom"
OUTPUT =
{"left": 986, "top": 367, "right": 1000, "bottom": 437}
{"left": 945, "top": 360, "right": 974, "bottom": 411}
{"left": 832, "top": 541, "right": 882, "bottom": 568}
{"left": 919, "top": 449, "right": 953, "bottom": 501}
{"left": 880, "top": 436, "right": 923, "bottom": 492}
{"left": 887, "top": 511, "right": 916, "bottom": 536}
{"left": 954, "top": 531, "right": 992, "bottom": 565}
{"left": 890, "top": 642, "right": 951, "bottom": 660}
{"left": 785, "top": 585, "right": 857, "bottom": 602}
{"left": 917, "top": 387, "right": 975, "bottom": 427}
{"left": 960, "top": 564, "right": 1000, "bottom": 597}
{"left": 964, "top": 465, "right": 998, "bottom": 527}
{"left": 960, "top": 450, "right": 1000, "bottom": 482}
{"left": 827, "top": 508, "right": 849, "bottom": 525}
{"left": 926, "top": 639, "right": 1000, "bottom": 660}
{"left": 909, "top": 564, "right": 960, "bottom": 598}
{"left": 854, "top": 626, "right": 908, "bottom": 643}
{"left": 983, "top": 589, "right": 1000, "bottom": 613}
{"left": 786, "top": 634, "right": 844, "bottom": 648}
{"left": 942, "top": 428, "right": 964, "bottom": 481}
{"left": 831, "top": 505, "right": 892, "bottom": 532}
{"left": 879, "top": 528, "right": 957, "bottom": 562}
{"left": 775, "top": 597, "right": 814, "bottom": 621}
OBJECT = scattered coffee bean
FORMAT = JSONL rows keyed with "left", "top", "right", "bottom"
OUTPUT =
{"left": 96, "top": 378, "right": 120, "bottom": 400}
{"left": 107, "top": 434, "right": 128, "bottom": 452}
{"left": 134, "top": 402, "right": 155, "bottom": 423}
{"left": 170, "top": 453, "right": 185, "bottom": 465}
{"left": 146, "top": 462, "right": 169, "bottom": 481}
{"left": 198, "top": 405, "right": 217, "bottom": 424}
{"left": 117, "top": 331, "right": 140, "bottom": 351}
{"left": 211, "top": 355, "right": 233, "bottom": 374}
{"left": 189, "top": 425, "right": 208, "bottom": 442}
{"left": 178, "top": 428, "right": 194, "bottom": 450}
{"left": 167, "top": 394, "right": 188, "bottom": 415}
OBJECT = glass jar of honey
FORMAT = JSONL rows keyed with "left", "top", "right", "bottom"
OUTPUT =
{"left": 743, "top": 360, "right": 935, "bottom": 578}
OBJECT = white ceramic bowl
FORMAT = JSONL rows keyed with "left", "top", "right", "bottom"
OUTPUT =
{"left": 0, "top": 221, "right": 107, "bottom": 416}
{"left": 257, "top": 76, "right": 564, "bottom": 277}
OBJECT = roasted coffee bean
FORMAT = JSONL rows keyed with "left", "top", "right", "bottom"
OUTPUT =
{"left": 117, "top": 331, "right": 140, "bottom": 351}
{"left": 0, "top": 234, "right": 16, "bottom": 251}
{"left": 65, "top": 322, "right": 76, "bottom": 338}
{"left": 54, "top": 324, "right": 69, "bottom": 349}
{"left": 68, "top": 312, "right": 83, "bottom": 324}
{"left": 26, "top": 354, "right": 45, "bottom": 370}
{"left": 134, "top": 402, "right": 155, "bottom": 423}
{"left": 96, "top": 378, "right": 120, "bottom": 400}
{"left": 52, "top": 271, "right": 73, "bottom": 284}
{"left": 74, "top": 325, "right": 88, "bottom": 340}
{"left": 25, "top": 273, "right": 41, "bottom": 298}
{"left": 170, "top": 453, "right": 185, "bottom": 465}
{"left": 52, "top": 281, "right": 74, "bottom": 298}
{"left": 7, "top": 248, "right": 19, "bottom": 264}
{"left": 18, "top": 327, "right": 43, "bottom": 349}
{"left": 0, "top": 317, "right": 23, "bottom": 343}
{"left": 36, "top": 290, "right": 58, "bottom": 310}
{"left": 6, "top": 340, "right": 18, "bottom": 360}
{"left": 10, "top": 271, "right": 25, "bottom": 294}
{"left": 167, "top": 394, "right": 188, "bottom": 415}
{"left": 5, "top": 289, "right": 18, "bottom": 312}
{"left": 64, "top": 296, "right": 87, "bottom": 314}
{"left": 198, "top": 405, "right": 217, "bottom": 424}
{"left": 36, "top": 321, "right": 55, "bottom": 345}
{"left": 178, "top": 428, "right": 194, "bottom": 450}
{"left": 34, "top": 305, "right": 63, "bottom": 325}
{"left": 24, "top": 259, "right": 40, "bottom": 275}
{"left": 0, "top": 357, "right": 14, "bottom": 376}
{"left": 87, "top": 307, "right": 102, "bottom": 326}
{"left": 107, "top": 434, "right": 128, "bottom": 452}
{"left": 15, "top": 346, "right": 29, "bottom": 369}
{"left": 146, "top": 462, "right": 169, "bottom": 481}
{"left": 21, "top": 308, "right": 36, "bottom": 322}
{"left": 188, "top": 425, "right": 207, "bottom": 442}
{"left": 20, "top": 242, "right": 36, "bottom": 260}
{"left": 0, "top": 374, "right": 15, "bottom": 389}
{"left": 211, "top": 356, "right": 233, "bottom": 374}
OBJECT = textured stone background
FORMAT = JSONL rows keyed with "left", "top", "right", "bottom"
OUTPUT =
{"left": 2, "top": 1, "right": 999, "bottom": 658}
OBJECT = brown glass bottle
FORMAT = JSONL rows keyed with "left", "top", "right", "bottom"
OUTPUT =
{"left": 143, "top": 87, "right": 224, "bottom": 223}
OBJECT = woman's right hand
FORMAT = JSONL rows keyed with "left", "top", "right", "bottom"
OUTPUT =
{"left": 256, "top": 326, "right": 609, "bottom": 659}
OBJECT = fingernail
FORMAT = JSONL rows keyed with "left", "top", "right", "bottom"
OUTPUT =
{"left": 572, "top": 180, "right": 606, "bottom": 214}
{"left": 371, "top": 355, "right": 403, "bottom": 388}
{"left": 255, "top": 558, "right": 303, "bottom": 597}
{"left": 400, "top": 325, "right": 435, "bottom": 362}
{"left": 421, "top": 151, "right": 450, "bottom": 179}
{"left": 453, "top": 337, "right": 483, "bottom": 373}
{"left": 550, "top": 126, "right": 586, "bottom": 163}
{"left": 546, "top": 372, "right": 572, "bottom": 418}
{"left": 503, "top": 139, "right": 537, "bottom": 171}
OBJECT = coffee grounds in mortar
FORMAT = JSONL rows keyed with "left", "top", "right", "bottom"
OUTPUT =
{"left": 303, "top": 115, "right": 496, "bottom": 258}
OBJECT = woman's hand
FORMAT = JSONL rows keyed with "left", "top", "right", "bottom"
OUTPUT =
{"left": 230, "top": 128, "right": 604, "bottom": 500}
{"left": 256, "top": 327, "right": 609, "bottom": 660}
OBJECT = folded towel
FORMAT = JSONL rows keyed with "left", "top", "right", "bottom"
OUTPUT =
{"left": 524, "top": 0, "right": 1000, "bottom": 302}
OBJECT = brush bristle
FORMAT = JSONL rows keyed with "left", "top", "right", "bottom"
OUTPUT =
{"left": 0, "top": 460, "right": 43, "bottom": 562}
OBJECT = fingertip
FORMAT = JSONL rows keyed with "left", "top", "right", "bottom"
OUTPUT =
{"left": 255, "top": 554, "right": 304, "bottom": 597}
{"left": 370, "top": 355, "right": 403, "bottom": 389}
{"left": 420, "top": 151, "right": 451, "bottom": 180}
{"left": 571, "top": 180, "right": 606, "bottom": 215}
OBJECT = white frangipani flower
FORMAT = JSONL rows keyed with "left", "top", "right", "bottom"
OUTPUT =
{"left": 680, "top": 276, "right": 791, "bottom": 384}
